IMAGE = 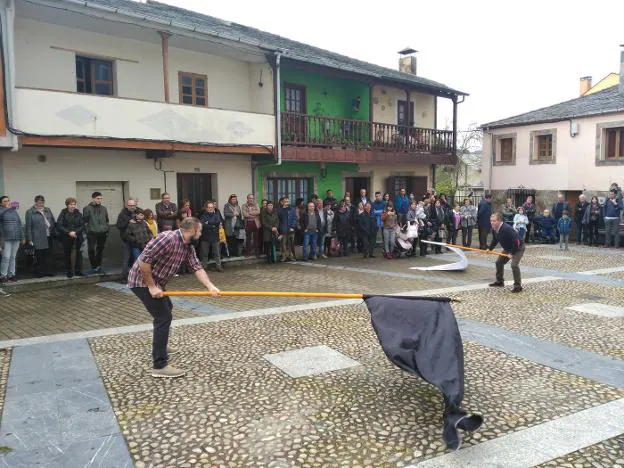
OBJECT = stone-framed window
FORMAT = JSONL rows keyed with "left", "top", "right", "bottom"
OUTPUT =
{"left": 493, "top": 133, "right": 516, "bottom": 166}
{"left": 596, "top": 121, "right": 624, "bottom": 166}
{"left": 529, "top": 129, "right": 557, "bottom": 165}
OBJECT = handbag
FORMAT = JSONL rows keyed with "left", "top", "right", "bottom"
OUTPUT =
{"left": 218, "top": 225, "right": 227, "bottom": 244}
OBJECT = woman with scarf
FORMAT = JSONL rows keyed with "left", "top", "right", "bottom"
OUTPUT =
{"left": 223, "top": 194, "right": 242, "bottom": 257}
{"left": 56, "top": 197, "right": 85, "bottom": 278}
{"left": 25, "top": 195, "right": 56, "bottom": 277}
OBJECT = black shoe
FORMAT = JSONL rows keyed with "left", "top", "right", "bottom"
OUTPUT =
{"left": 511, "top": 286, "right": 523, "bottom": 293}
{"left": 67, "top": 273, "right": 74, "bottom": 278}
{"left": 75, "top": 272, "right": 84, "bottom": 277}
{"left": 489, "top": 281, "right": 504, "bottom": 287}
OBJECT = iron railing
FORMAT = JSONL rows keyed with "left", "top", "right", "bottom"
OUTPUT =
{"left": 281, "top": 112, "right": 453, "bottom": 154}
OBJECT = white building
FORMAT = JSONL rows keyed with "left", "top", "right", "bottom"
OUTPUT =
{"left": 0, "top": 0, "right": 275, "bottom": 215}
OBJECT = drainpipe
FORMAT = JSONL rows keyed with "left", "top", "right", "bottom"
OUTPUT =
{"left": 275, "top": 51, "right": 282, "bottom": 166}
{"left": 1, "top": 0, "right": 18, "bottom": 151}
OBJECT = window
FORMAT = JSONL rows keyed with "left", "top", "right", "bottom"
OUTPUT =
{"left": 536, "top": 135, "right": 553, "bottom": 160}
{"left": 529, "top": 129, "right": 556, "bottom": 164}
{"left": 76, "top": 56, "right": 114, "bottom": 96}
{"left": 267, "top": 177, "right": 312, "bottom": 205}
{"left": 493, "top": 133, "right": 516, "bottom": 165}
{"left": 605, "top": 127, "right": 624, "bottom": 160}
{"left": 284, "top": 84, "right": 306, "bottom": 114}
{"left": 397, "top": 100, "right": 415, "bottom": 127}
{"left": 500, "top": 138, "right": 513, "bottom": 161}
{"left": 179, "top": 72, "right": 207, "bottom": 106}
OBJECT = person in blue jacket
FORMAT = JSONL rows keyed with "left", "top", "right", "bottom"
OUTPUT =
{"left": 277, "top": 197, "right": 297, "bottom": 261}
{"left": 556, "top": 210, "right": 573, "bottom": 250}
{"left": 536, "top": 209, "right": 557, "bottom": 243}
{"left": 371, "top": 191, "right": 386, "bottom": 248}
{"left": 477, "top": 194, "right": 492, "bottom": 250}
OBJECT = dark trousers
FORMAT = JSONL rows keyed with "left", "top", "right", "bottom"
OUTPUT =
{"left": 227, "top": 235, "right": 239, "bottom": 257}
{"left": 338, "top": 236, "right": 349, "bottom": 256}
{"left": 449, "top": 228, "right": 458, "bottom": 246}
{"left": 87, "top": 232, "right": 107, "bottom": 268}
{"left": 35, "top": 248, "right": 50, "bottom": 276}
{"left": 461, "top": 226, "right": 473, "bottom": 247}
{"left": 588, "top": 220, "right": 599, "bottom": 245}
{"left": 245, "top": 222, "right": 260, "bottom": 256}
{"left": 495, "top": 244, "right": 525, "bottom": 287}
{"left": 361, "top": 232, "right": 375, "bottom": 256}
{"left": 132, "top": 287, "right": 173, "bottom": 369}
{"left": 575, "top": 218, "right": 585, "bottom": 243}
{"left": 121, "top": 241, "right": 132, "bottom": 277}
{"left": 478, "top": 227, "right": 490, "bottom": 250}
{"left": 63, "top": 237, "right": 83, "bottom": 274}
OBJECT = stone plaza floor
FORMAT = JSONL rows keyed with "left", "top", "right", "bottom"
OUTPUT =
{"left": 0, "top": 244, "right": 623, "bottom": 467}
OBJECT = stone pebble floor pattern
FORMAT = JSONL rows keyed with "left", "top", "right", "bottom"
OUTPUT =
{"left": 90, "top": 305, "right": 624, "bottom": 467}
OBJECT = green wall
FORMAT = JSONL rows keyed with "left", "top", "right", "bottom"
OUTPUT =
{"left": 280, "top": 67, "right": 370, "bottom": 120}
{"left": 256, "top": 161, "right": 359, "bottom": 202}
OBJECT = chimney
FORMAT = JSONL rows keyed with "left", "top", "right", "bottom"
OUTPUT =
{"left": 398, "top": 48, "right": 417, "bottom": 75}
{"left": 579, "top": 76, "right": 592, "bottom": 96}
{"left": 620, "top": 44, "right": 624, "bottom": 95}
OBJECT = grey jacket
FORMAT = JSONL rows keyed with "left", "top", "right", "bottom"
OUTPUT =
{"left": 460, "top": 205, "right": 477, "bottom": 228}
{"left": 83, "top": 202, "right": 109, "bottom": 234}
{"left": 0, "top": 206, "right": 23, "bottom": 242}
{"left": 25, "top": 206, "right": 56, "bottom": 250}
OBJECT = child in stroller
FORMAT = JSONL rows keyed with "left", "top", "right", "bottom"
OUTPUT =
{"left": 393, "top": 221, "right": 419, "bottom": 258}
{"left": 534, "top": 209, "right": 558, "bottom": 243}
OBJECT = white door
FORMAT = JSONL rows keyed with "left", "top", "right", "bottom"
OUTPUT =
{"left": 76, "top": 181, "right": 125, "bottom": 222}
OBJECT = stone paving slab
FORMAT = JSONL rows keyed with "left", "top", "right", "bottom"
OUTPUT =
{"left": 0, "top": 348, "right": 9, "bottom": 434}
{"left": 90, "top": 305, "right": 624, "bottom": 467}
{"left": 0, "top": 285, "right": 200, "bottom": 341}
{"left": 447, "top": 280, "right": 624, "bottom": 360}
{"left": 537, "top": 435, "right": 624, "bottom": 467}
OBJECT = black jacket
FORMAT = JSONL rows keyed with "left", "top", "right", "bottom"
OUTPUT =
{"left": 302, "top": 211, "right": 322, "bottom": 232}
{"left": 489, "top": 222, "right": 522, "bottom": 254}
{"left": 200, "top": 210, "right": 224, "bottom": 243}
{"left": 357, "top": 211, "right": 376, "bottom": 236}
{"left": 56, "top": 208, "right": 85, "bottom": 240}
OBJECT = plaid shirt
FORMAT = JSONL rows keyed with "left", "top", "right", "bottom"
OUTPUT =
{"left": 127, "top": 230, "right": 202, "bottom": 289}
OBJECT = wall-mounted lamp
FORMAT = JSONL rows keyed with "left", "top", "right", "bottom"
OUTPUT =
{"left": 320, "top": 162, "right": 328, "bottom": 179}
{"left": 258, "top": 70, "right": 264, "bottom": 87}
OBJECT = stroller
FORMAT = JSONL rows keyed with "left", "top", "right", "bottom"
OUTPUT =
{"left": 393, "top": 222, "right": 419, "bottom": 257}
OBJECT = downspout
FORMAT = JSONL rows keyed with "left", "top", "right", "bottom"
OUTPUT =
{"left": 1, "top": 0, "right": 18, "bottom": 151}
{"left": 275, "top": 52, "right": 282, "bottom": 166}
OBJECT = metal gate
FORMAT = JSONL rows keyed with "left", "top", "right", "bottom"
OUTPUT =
{"left": 506, "top": 188, "right": 536, "bottom": 209}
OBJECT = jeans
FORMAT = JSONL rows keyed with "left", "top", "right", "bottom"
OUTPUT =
{"left": 461, "top": 226, "right": 473, "bottom": 247}
{"left": 317, "top": 232, "right": 327, "bottom": 256}
{"left": 121, "top": 241, "right": 132, "bottom": 277}
{"left": 63, "top": 237, "right": 84, "bottom": 274}
{"left": 132, "top": 287, "right": 173, "bottom": 369}
{"left": 0, "top": 240, "right": 20, "bottom": 277}
{"left": 516, "top": 227, "right": 526, "bottom": 242}
{"left": 495, "top": 243, "right": 525, "bottom": 287}
{"left": 383, "top": 228, "right": 396, "bottom": 254}
{"left": 201, "top": 240, "right": 221, "bottom": 267}
{"left": 87, "top": 232, "right": 107, "bottom": 268}
{"left": 132, "top": 247, "right": 143, "bottom": 263}
{"left": 575, "top": 219, "right": 585, "bottom": 243}
{"left": 604, "top": 218, "right": 620, "bottom": 247}
{"left": 559, "top": 234, "right": 569, "bottom": 250}
{"left": 303, "top": 231, "right": 318, "bottom": 259}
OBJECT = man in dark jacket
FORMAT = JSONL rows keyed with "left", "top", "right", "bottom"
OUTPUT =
{"left": 357, "top": 203, "right": 376, "bottom": 258}
{"left": 574, "top": 194, "right": 589, "bottom": 244}
{"left": 116, "top": 198, "right": 139, "bottom": 280}
{"left": 155, "top": 193, "right": 178, "bottom": 232}
{"left": 56, "top": 198, "right": 85, "bottom": 278}
{"left": 477, "top": 194, "right": 492, "bottom": 250}
{"left": 83, "top": 191, "right": 109, "bottom": 275}
{"left": 126, "top": 210, "right": 154, "bottom": 263}
{"left": 277, "top": 197, "right": 297, "bottom": 262}
{"left": 199, "top": 202, "right": 224, "bottom": 271}
{"left": 488, "top": 212, "right": 524, "bottom": 293}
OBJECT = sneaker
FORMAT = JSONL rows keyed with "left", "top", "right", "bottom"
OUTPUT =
{"left": 7, "top": 276, "right": 17, "bottom": 283}
{"left": 0, "top": 276, "right": 8, "bottom": 284}
{"left": 489, "top": 281, "right": 504, "bottom": 287}
{"left": 151, "top": 365, "right": 186, "bottom": 378}
{"left": 86, "top": 268, "right": 98, "bottom": 276}
{"left": 511, "top": 286, "right": 523, "bottom": 293}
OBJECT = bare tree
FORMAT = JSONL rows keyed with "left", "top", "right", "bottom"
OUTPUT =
{"left": 437, "top": 122, "right": 482, "bottom": 198}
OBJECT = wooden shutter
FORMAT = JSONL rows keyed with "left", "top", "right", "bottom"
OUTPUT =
{"left": 386, "top": 176, "right": 397, "bottom": 197}
{"left": 409, "top": 176, "right": 428, "bottom": 200}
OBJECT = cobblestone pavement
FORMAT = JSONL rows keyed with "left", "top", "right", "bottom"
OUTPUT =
{"left": 448, "top": 280, "right": 624, "bottom": 360}
{"left": 537, "top": 435, "right": 624, "bottom": 467}
{"left": 89, "top": 305, "right": 624, "bottom": 467}
{"left": 521, "top": 244, "right": 624, "bottom": 272}
{"left": 0, "top": 286, "right": 199, "bottom": 340}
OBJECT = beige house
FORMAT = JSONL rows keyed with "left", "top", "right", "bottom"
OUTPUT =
{"left": 481, "top": 46, "right": 624, "bottom": 210}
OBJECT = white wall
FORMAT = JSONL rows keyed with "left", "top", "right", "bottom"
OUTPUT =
{"left": 482, "top": 113, "right": 624, "bottom": 192}
{"left": 14, "top": 88, "right": 275, "bottom": 146}
{"left": 14, "top": 17, "right": 274, "bottom": 115}
{"left": 371, "top": 85, "right": 436, "bottom": 129}
{"left": 1, "top": 147, "right": 252, "bottom": 216}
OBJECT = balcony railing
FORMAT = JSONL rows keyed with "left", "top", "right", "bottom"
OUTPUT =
{"left": 281, "top": 112, "right": 453, "bottom": 154}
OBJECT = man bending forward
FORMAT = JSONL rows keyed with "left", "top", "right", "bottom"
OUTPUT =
{"left": 128, "top": 217, "right": 220, "bottom": 378}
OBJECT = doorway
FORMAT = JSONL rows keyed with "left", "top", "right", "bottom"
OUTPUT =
{"left": 177, "top": 173, "right": 213, "bottom": 214}
{"left": 344, "top": 177, "right": 371, "bottom": 202}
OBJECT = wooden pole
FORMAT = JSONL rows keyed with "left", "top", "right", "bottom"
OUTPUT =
{"left": 163, "top": 291, "right": 364, "bottom": 299}
{"left": 444, "top": 242, "right": 509, "bottom": 258}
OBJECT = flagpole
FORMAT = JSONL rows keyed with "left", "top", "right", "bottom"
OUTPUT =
{"left": 162, "top": 291, "right": 364, "bottom": 299}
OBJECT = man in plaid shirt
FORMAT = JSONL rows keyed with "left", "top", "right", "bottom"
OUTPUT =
{"left": 128, "top": 217, "right": 220, "bottom": 378}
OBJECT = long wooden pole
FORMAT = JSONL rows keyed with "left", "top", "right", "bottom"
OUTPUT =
{"left": 163, "top": 291, "right": 364, "bottom": 298}
{"left": 445, "top": 243, "right": 509, "bottom": 257}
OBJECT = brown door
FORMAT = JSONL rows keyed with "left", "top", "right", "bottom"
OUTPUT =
{"left": 283, "top": 84, "right": 307, "bottom": 143}
{"left": 177, "top": 173, "right": 213, "bottom": 214}
{"left": 345, "top": 177, "right": 371, "bottom": 203}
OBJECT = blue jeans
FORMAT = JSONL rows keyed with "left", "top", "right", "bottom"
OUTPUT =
{"left": 0, "top": 240, "right": 20, "bottom": 277}
{"left": 132, "top": 247, "right": 143, "bottom": 263}
{"left": 303, "top": 231, "right": 318, "bottom": 259}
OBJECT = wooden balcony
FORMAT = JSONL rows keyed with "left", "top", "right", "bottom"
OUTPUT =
{"left": 281, "top": 112, "right": 453, "bottom": 155}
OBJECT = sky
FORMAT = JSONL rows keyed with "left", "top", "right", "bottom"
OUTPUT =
{"left": 156, "top": 0, "right": 623, "bottom": 132}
